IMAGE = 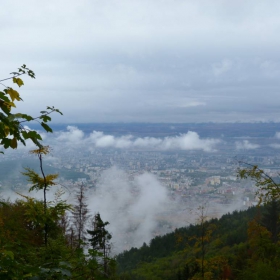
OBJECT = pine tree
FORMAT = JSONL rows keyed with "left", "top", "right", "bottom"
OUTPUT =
{"left": 262, "top": 199, "right": 280, "bottom": 243}
{"left": 87, "top": 213, "right": 112, "bottom": 276}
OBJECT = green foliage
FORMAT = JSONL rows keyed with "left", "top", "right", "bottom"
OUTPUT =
{"left": 115, "top": 207, "right": 261, "bottom": 280}
{"left": 88, "top": 213, "right": 112, "bottom": 252}
{"left": 0, "top": 172, "right": 116, "bottom": 279}
{"left": 88, "top": 213, "right": 115, "bottom": 278}
{"left": 0, "top": 65, "right": 119, "bottom": 279}
{"left": 237, "top": 163, "right": 280, "bottom": 204}
{"left": 261, "top": 199, "right": 280, "bottom": 243}
{"left": 237, "top": 261, "right": 280, "bottom": 280}
{"left": 23, "top": 168, "right": 58, "bottom": 192}
{"left": 0, "top": 65, "right": 62, "bottom": 152}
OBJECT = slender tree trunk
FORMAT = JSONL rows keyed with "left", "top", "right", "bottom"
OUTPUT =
{"left": 38, "top": 151, "right": 48, "bottom": 246}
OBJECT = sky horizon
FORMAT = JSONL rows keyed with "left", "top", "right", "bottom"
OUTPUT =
{"left": 1, "top": 1, "right": 280, "bottom": 123}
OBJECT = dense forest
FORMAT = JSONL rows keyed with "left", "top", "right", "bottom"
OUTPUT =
{"left": 116, "top": 204, "right": 280, "bottom": 279}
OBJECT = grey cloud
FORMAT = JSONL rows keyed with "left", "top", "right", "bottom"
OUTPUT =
{"left": 1, "top": 1, "right": 280, "bottom": 122}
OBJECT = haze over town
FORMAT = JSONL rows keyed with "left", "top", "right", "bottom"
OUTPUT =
{"left": 1, "top": 123, "right": 280, "bottom": 252}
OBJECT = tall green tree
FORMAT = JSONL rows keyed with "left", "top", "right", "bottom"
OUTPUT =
{"left": 88, "top": 213, "right": 113, "bottom": 277}
{"left": 262, "top": 199, "right": 280, "bottom": 243}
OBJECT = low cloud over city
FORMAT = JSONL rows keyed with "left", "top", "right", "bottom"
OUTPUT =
{"left": 235, "top": 140, "right": 260, "bottom": 150}
{"left": 55, "top": 126, "right": 220, "bottom": 152}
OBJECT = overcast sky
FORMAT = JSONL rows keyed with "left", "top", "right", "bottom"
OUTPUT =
{"left": 1, "top": 0, "right": 280, "bottom": 123}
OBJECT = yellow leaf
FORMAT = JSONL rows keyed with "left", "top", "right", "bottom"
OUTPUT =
{"left": 12, "top": 77, "right": 24, "bottom": 87}
{"left": 5, "top": 101, "right": 16, "bottom": 108}
{"left": 13, "top": 78, "right": 24, "bottom": 87}
{"left": 10, "top": 137, "right": 17, "bottom": 149}
{"left": 30, "top": 146, "right": 50, "bottom": 155}
{"left": 7, "top": 88, "right": 21, "bottom": 101}
{"left": 4, "top": 126, "right": 9, "bottom": 137}
{"left": 0, "top": 100, "right": 14, "bottom": 112}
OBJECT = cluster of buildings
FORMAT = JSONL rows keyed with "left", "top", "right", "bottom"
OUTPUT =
{"left": 1, "top": 145, "right": 280, "bottom": 213}
{"left": 43, "top": 147, "right": 280, "bottom": 211}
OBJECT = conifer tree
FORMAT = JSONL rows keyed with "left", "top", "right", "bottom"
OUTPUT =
{"left": 88, "top": 213, "right": 113, "bottom": 276}
{"left": 262, "top": 199, "right": 280, "bottom": 243}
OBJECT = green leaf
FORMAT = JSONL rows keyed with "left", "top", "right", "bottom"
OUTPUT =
{"left": 55, "top": 109, "right": 63, "bottom": 115}
{"left": 27, "top": 131, "right": 43, "bottom": 140}
{"left": 2, "top": 138, "right": 11, "bottom": 149}
{"left": 41, "top": 122, "right": 53, "bottom": 133}
{"left": 40, "top": 115, "right": 51, "bottom": 122}
{"left": 0, "top": 91, "right": 10, "bottom": 103}
{"left": 2, "top": 250, "right": 14, "bottom": 260}
{"left": 22, "top": 130, "right": 28, "bottom": 139}
{"left": 21, "top": 114, "right": 34, "bottom": 121}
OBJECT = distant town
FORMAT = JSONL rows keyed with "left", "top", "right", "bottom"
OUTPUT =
{"left": 2, "top": 122, "right": 280, "bottom": 225}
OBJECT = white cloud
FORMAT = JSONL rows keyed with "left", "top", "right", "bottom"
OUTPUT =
{"left": 57, "top": 126, "right": 84, "bottom": 143}
{"left": 87, "top": 167, "right": 170, "bottom": 252}
{"left": 80, "top": 166, "right": 249, "bottom": 252}
{"left": 235, "top": 140, "right": 260, "bottom": 150}
{"left": 88, "top": 129, "right": 219, "bottom": 152}
{"left": 50, "top": 126, "right": 220, "bottom": 152}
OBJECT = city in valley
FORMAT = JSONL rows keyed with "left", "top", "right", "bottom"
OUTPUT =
{"left": 1, "top": 122, "right": 280, "bottom": 250}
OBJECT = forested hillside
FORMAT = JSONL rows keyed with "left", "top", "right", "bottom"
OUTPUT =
{"left": 116, "top": 203, "right": 280, "bottom": 280}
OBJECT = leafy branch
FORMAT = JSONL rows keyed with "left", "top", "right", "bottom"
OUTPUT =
{"left": 0, "top": 65, "right": 62, "bottom": 152}
{"left": 0, "top": 64, "right": 35, "bottom": 83}
{"left": 237, "top": 161, "right": 280, "bottom": 204}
